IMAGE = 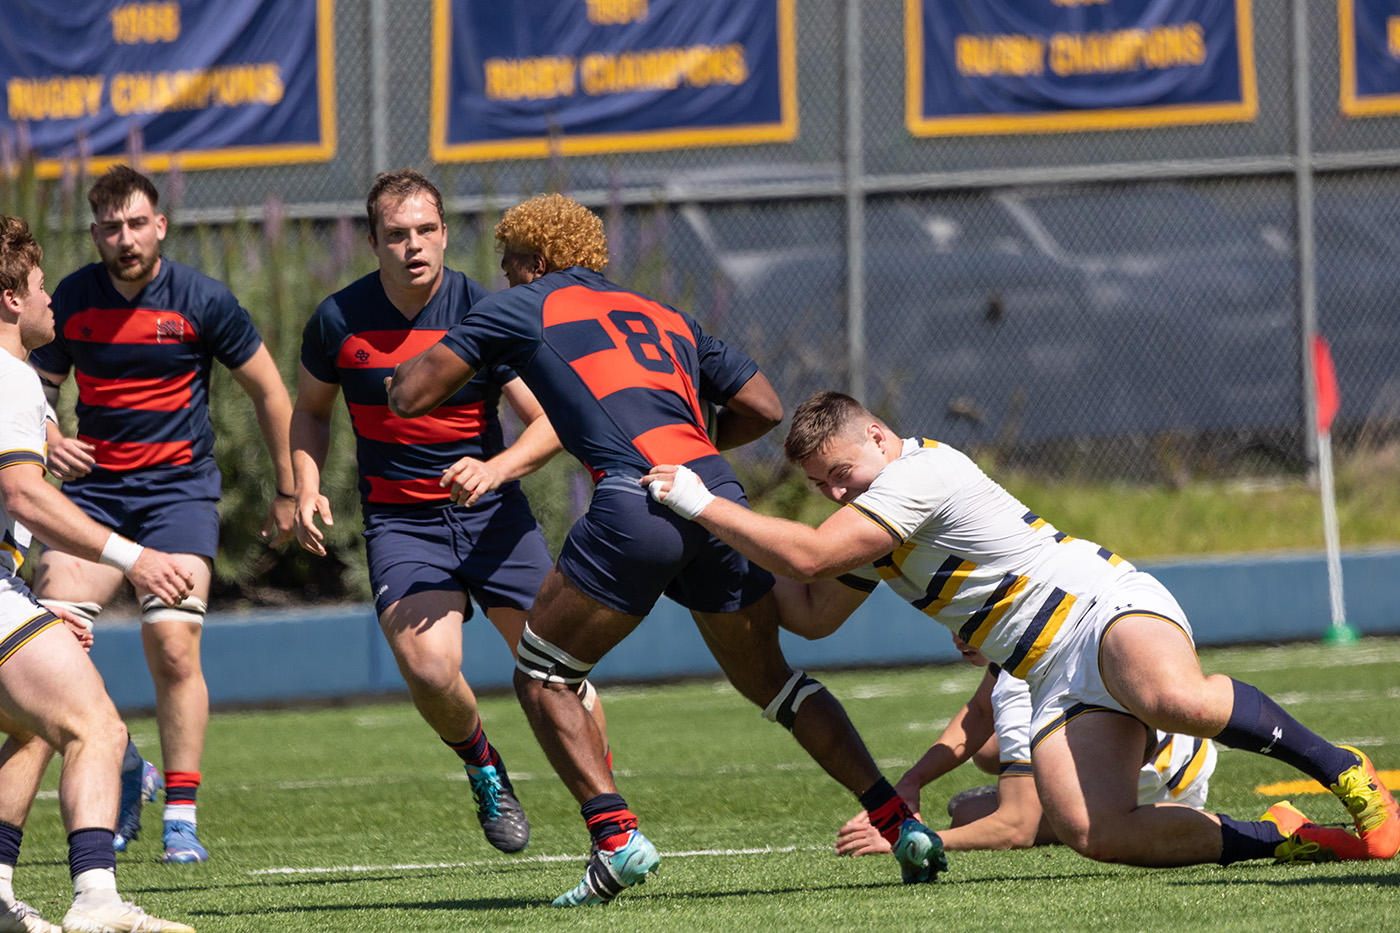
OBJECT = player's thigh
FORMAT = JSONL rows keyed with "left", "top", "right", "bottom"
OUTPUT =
{"left": 485, "top": 606, "right": 527, "bottom": 659}
{"left": 527, "top": 566, "right": 644, "bottom": 665}
{"left": 691, "top": 590, "right": 794, "bottom": 705}
{"left": 1032, "top": 709, "right": 1148, "bottom": 847}
{"left": 31, "top": 548, "right": 126, "bottom": 605}
{"left": 379, "top": 589, "right": 468, "bottom": 669}
{"left": 0, "top": 617, "right": 120, "bottom": 748}
{"left": 1100, "top": 613, "right": 1206, "bottom": 721}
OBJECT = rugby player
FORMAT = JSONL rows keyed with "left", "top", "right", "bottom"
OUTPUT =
{"left": 643, "top": 390, "right": 1400, "bottom": 869}
{"left": 292, "top": 170, "right": 609, "bottom": 853}
{"left": 26, "top": 166, "right": 296, "bottom": 864}
{"left": 0, "top": 213, "right": 196, "bottom": 932}
{"left": 830, "top": 633, "right": 1217, "bottom": 855}
{"left": 386, "top": 195, "right": 944, "bottom": 905}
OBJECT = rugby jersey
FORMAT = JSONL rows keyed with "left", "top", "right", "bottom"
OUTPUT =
{"left": 439, "top": 266, "right": 758, "bottom": 484}
{"left": 838, "top": 438, "right": 1134, "bottom": 681}
{"left": 301, "top": 268, "right": 522, "bottom": 510}
{"left": 29, "top": 258, "right": 263, "bottom": 498}
{"left": 988, "top": 666, "right": 1215, "bottom": 802}
{"left": 0, "top": 352, "right": 48, "bottom": 574}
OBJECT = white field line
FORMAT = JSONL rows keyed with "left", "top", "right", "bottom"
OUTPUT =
{"left": 249, "top": 844, "right": 824, "bottom": 876}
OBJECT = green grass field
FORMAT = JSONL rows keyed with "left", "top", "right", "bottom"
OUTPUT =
{"left": 19, "top": 638, "right": 1400, "bottom": 932}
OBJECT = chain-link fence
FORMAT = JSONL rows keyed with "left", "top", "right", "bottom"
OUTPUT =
{"left": 5, "top": 0, "right": 1399, "bottom": 605}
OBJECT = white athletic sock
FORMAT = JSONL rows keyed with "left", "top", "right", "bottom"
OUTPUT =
{"left": 0, "top": 861, "right": 15, "bottom": 903}
{"left": 71, "top": 867, "right": 120, "bottom": 909}
{"left": 164, "top": 804, "right": 196, "bottom": 825}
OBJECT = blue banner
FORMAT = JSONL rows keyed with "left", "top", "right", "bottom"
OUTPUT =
{"left": 0, "top": 0, "right": 335, "bottom": 177}
{"left": 431, "top": 0, "right": 797, "bottom": 161}
{"left": 1340, "top": 0, "right": 1400, "bottom": 116}
{"left": 907, "top": 0, "right": 1256, "bottom": 136}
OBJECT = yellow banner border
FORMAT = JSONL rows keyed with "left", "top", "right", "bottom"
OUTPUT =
{"left": 24, "top": 0, "right": 337, "bottom": 180}
{"left": 1339, "top": 0, "right": 1400, "bottom": 117}
{"left": 904, "top": 0, "right": 1258, "bottom": 137}
{"left": 430, "top": 0, "right": 798, "bottom": 162}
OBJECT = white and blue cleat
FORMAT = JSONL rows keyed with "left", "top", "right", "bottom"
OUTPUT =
{"left": 893, "top": 818, "right": 947, "bottom": 884}
{"left": 112, "top": 759, "right": 162, "bottom": 852}
{"left": 162, "top": 820, "right": 208, "bottom": 864}
{"left": 551, "top": 830, "right": 660, "bottom": 907}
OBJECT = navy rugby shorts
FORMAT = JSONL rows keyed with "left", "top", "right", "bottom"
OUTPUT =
{"left": 363, "top": 486, "right": 552, "bottom": 618}
{"left": 63, "top": 474, "right": 220, "bottom": 560}
{"left": 556, "top": 472, "right": 775, "bottom": 617}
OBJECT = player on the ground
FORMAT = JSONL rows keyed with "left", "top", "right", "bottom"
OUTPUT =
{"left": 385, "top": 194, "right": 944, "bottom": 905}
{"left": 292, "top": 170, "right": 610, "bottom": 853}
{"left": 830, "top": 633, "right": 1216, "bottom": 855}
{"left": 0, "top": 213, "right": 196, "bottom": 932}
{"left": 643, "top": 390, "right": 1400, "bottom": 869}
{"left": 25, "top": 166, "right": 296, "bottom": 864}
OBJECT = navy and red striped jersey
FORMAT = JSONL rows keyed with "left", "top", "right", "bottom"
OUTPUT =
{"left": 302, "top": 268, "right": 522, "bottom": 509}
{"left": 439, "top": 266, "right": 759, "bottom": 483}
{"left": 29, "top": 258, "right": 263, "bottom": 497}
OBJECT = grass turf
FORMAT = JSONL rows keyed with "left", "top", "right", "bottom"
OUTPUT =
{"left": 17, "top": 638, "right": 1400, "bottom": 931}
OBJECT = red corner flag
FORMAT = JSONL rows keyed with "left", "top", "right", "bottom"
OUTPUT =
{"left": 1312, "top": 334, "right": 1341, "bottom": 435}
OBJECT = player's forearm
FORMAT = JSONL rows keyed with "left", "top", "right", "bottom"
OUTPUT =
{"left": 937, "top": 810, "right": 1038, "bottom": 852}
{"left": 253, "top": 393, "right": 296, "bottom": 493}
{"left": 695, "top": 498, "right": 846, "bottom": 582}
{"left": 488, "top": 415, "right": 563, "bottom": 482}
{"left": 2, "top": 476, "right": 123, "bottom": 563}
{"left": 289, "top": 411, "right": 331, "bottom": 492}
{"left": 900, "top": 743, "right": 964, "bottom": 792}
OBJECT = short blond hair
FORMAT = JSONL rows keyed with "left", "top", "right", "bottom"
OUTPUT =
{"left": 495, "top": 194, "right": 608, "bottom": 272}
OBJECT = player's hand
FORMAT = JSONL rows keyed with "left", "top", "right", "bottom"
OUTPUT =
{"left": 47, "top": 435, "right": 96, "bottom": 481}
{"left": 834, "top": 810, "right": 891, "bottom": 857}
{"left": 127, "top": 549, "right": 195, "bottom": 607}
{"left": 294, "top": 490, "right": 334, "bottom": 556}
{"left": 441, "top": 456, "right": 502, "bottom": 508}
{"left": 260, "top": 494, "right": 297, "bottom": 548}
{"left": 640, "top": 464, "right": 715, "bottom": 521}
{"left": 43, "top": 602, "right": 95, "bottom": 652}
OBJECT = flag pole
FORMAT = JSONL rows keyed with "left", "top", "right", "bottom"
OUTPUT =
{"left": 1313, "top": 336, "right": 1358, "bottom": 646}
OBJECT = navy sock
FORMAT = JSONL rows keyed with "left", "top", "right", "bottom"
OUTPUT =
{"left": 1218, "top": 814, "right": 1284, "bottom": 865}
{"left": 67, "top": 828, "right": 116, "bottom": 877}
{"left": 0, "top": 820, "right": 21, "bottom": 867}
{"left": 444, "top": 720, "right": 493, "bottom": 769}
{"left": 1214, "top": 679, "right": 1358, "bottom": 785}
{"left": 581, "top": 793, "right": 638, "bottom": 849}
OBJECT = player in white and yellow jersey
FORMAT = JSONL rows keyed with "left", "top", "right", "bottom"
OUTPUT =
{"left": 643, "top": 390, "right": 1400, "bottom": 869}
{"left": 830, "top": 633, "right": 1215, "bottom": 856}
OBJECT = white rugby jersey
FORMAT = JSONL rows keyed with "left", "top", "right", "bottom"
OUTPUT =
{"left": 988, "top": 667, "right": 1214, "bottom": 803}
{"left": 0, "top": 352, "right": 47, "bottom": 576}
{"left": 839, "top": 438, "right": 1133, "bottom": 679}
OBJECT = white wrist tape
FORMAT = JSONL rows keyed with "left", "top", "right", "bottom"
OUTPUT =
{"left": 649, "top": 464, "right": 715, "bottom": 521}
{"left": 98, "top": 533, "right": 144, "bottom": 575}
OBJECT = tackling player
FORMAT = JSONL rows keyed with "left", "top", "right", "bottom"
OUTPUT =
{"left": 386, "top": 194, "right": 944, "bottom": 906}
{"left": 830, "top": 633, "right": 1218, "bottom": 856}
{"left": 25, "top": 166, "right": 296, "bottom": 864}
{"left": 644, "top": 390, "right": 1400, "bottom": 869}
{"left": 292, "top": 170, "right": 609, "bottom": 854}
{"left": 0, "top": 213, "right": 196, "bottom": 933}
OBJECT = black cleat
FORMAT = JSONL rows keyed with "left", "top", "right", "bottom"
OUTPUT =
{"left": 466, "top": 761, "right": 530, "bottom": 853}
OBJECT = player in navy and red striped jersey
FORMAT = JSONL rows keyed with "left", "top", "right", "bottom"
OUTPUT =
{"left": 386, "top": 194, "right": 942, "bottom": 905}
{"left": 24, "top": 166, "right": 296, "bottom": 865}
{"left": 291, "top": 170, "right": 609, "bottom": 855}
{"left": 0, "top": 214, "right": 197, "bottom": 933}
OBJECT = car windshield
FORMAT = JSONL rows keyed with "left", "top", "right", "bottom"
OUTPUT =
{"left": 1024, "top": 189, "right": 1248, "bottom": 257}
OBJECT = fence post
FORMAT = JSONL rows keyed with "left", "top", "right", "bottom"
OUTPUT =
{"left": 843, "top": 0, "right": 866, "bottom": 404}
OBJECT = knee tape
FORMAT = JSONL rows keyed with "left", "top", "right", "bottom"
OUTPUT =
{"left": 516, "top": 623, "right": 594, "bottom": 687}
{"left": 762, "top": 670, "right": 824, "bottom": 730}
{"left": 576, "top": 679, "right": 599, "bottom": 711}
{"left": 140, "top": 594, "right": 208, "bottom": 626}
{"left": 36, "top": 599, "right": 103, "bottom": 631}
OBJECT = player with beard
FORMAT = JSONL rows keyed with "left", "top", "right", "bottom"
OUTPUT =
{"left": 24, "top": 166, "right": 296, "bottom": 864}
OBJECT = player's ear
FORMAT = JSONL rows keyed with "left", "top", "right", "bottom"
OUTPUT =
{"left": 531, "top": 251, "right": 548, "bottom": 276}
